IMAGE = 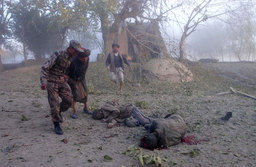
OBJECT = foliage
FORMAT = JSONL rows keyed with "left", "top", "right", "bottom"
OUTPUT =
{"left": 124, "top": 145, "right": 164, "bottom": 167}
{"left": 135, "top": 100, "right": 149, "bottom": 109}
{"left": 21, "top": 114, "right": 28, "bottom": 121}
{"left": 103, "top": 155, "right": 113, "bottom": 162}
{"left": 9, "top": 0, "right": 90, "bottom": 59}
{"left": 0, "top": 0, "right": 12, "bottom": 45}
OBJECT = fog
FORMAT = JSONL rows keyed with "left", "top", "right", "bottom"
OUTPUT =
{"left": 0, "top": 0, "right": 255, "bottom": 64}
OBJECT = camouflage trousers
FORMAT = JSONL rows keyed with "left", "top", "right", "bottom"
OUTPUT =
{"left": 47, "top": 82, "right": 73, "bottom": 122}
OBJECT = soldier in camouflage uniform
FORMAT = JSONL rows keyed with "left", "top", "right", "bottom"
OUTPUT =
{"left": 140, "top": 114, "right": 187, "bottom": 150}
{"left": 40, "top": 40, "right": 84, "bottom": 135}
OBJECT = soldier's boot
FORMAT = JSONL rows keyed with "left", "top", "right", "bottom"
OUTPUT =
{"left": 53, "top": 122, "right": 63, "bottom": 135}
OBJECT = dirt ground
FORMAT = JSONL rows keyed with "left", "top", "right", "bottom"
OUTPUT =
{"left": 0, "top": 62, "right": 256, "bottom": 167}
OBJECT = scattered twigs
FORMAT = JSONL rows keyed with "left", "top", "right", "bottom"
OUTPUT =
{"left": 217, "top": 87, "right": 256, "bottom": 100}
{"left": 230, "top": 87, "right": 256, "bottom": 100}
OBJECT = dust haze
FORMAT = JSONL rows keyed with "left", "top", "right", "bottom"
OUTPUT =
{"left": 0, "top": 0, "right": 256, "bottom": 167}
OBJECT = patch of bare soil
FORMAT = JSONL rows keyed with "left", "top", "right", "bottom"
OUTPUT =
{"left": 0, "top": 62, "right": 256, "bottom": 167}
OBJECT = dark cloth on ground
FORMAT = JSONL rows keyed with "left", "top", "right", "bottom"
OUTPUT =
{"left": 67, "top": 56, "right": 89, "bottom": 102}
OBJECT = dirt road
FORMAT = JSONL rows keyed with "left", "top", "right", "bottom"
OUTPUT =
{"left": 0, "top": 62, "right": 255, "bottom": 167}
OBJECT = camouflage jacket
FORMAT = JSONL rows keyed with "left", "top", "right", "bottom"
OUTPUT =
{"left": 100, "top": 101, "right": 133, "bottom": 122}
{"left": 155, "top": 114, "right": 186, "bottom": 147}
{"left": 40, "top": 51, "right": 72, "bottom": 85}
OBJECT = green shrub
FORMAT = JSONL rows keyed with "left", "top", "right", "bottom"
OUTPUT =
{"left": 135, "top": 100, "right": 149, "bottom": 109}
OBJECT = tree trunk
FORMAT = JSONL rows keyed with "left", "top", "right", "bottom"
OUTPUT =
{"left": 179, "top": 33, "right": 186, "bottom": 62}
{"left": 99, "top": 11, "right": 109, "bottom": 55}
{"left": 23, "top": 42, "right": 27, "bottom": 62}
{"left": 105, "top": 19, "right": 122, "bottom": 54}
{"left": 57, "top": 29, "right": 67, "bottom": 50}
{"left": 0, "top": 54, "right": 3, "bottom": 72}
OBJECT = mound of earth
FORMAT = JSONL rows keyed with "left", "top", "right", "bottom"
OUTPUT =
{"left": 143, "top": 58, "right": 193, "bottom": 82}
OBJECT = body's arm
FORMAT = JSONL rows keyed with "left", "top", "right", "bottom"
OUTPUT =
{"left": 40, "top": 53, "right": 58, "bottom": 87}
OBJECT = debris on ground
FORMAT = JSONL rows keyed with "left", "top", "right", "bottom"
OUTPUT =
{"left": 61, "top": 138, "right": 68, "bottom": 144}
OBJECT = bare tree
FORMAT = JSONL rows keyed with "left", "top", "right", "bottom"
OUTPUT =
{"left": 0, "top": 0, "right": 12, "bottom": 45}
{"left": 176, "top": 0, "right": 212, "bottom": 62}
{"left": 226, "top": 1, "right": 256, "bottom": 61}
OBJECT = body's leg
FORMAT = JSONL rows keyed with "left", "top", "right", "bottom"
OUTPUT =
{"left": 131, "top": 106, "right": 152, "bottom": 126}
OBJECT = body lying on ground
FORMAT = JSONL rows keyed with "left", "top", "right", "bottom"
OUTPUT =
{"left": 92, "top": 101, "right": 151, "bottom": 128}
{"left": 140, "top": 114, "right": 187, "bottom": 150}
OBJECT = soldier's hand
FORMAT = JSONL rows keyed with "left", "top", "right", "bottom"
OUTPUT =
{"left": 84, "top": 49, "right": 91, "bottom": 57}
{"left": 129, "top": 66, "right": 132, "bottom": 71}
{"left": 64, "top": 75, "right": 69, "bottom": 81}
{"left": 106, "top": 66, "right": 110, "bottom": 71}
{"left": 75, "top": 82, "right": 79, "bottom": 89}
{"left": 41, "top": 84, "right": 47, "bottom": 90}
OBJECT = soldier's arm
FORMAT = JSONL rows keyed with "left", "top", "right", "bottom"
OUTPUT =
{"left": 40, "top": 53, "right": 58, "bottom": 86}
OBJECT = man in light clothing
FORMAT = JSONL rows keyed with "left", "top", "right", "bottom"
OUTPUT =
{"left": 105, "top": 43, "right": 131, "bottom": 92}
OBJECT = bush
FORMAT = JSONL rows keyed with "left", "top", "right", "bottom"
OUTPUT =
{"left": 135, "top": 100, "right": 149, "bottom": 109}
{"left": 87, "top": 83, "right": 95, "bottom": 94}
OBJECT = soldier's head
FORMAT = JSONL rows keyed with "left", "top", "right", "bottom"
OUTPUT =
{"left": 140, "top": 133, "right": 158, "bottom": 150}
{"left": 78, "top": 49, "right": 90, "bottom": 63}
{"left": 92, "top": 109, "right": 104, "bottom": 120}
{"left": 68, "top": 40, "right": 84, "bottom": 57}
{"left": 112, "top": 43, "right": 120, "bottom": 53}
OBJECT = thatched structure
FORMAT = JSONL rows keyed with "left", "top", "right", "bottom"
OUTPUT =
{"left": 98, "top": 21, "right": 168, "bottom": 62}
{"left": 98, "top": 21, "right": 194, "bottom": 83}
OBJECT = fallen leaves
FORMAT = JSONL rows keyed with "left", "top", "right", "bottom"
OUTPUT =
{"left": 61, "top": 138, "right": 68, "bottom": 144}
{"left": 103, "top": 134, "right": 118, "bottom": 139}
{"left": 1, "top": 144, "right": 16, "bottom": 153}
{"left": 1, "top": 134, "right": 8, "bottom": 137}
{"left": 21, "top": 114, "right": 28, "bottom": 121}
{"left": 124, "top": 145, "right": 163, "bottom": 167}
{"left": 104, "top": 155, "right": 113, "bottom": 162}
{"left": 181, "top": 149, "right": 200, "bottom": 158}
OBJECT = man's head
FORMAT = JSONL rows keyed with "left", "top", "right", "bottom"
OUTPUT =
{"left": 78, "top": 49, "right": 91, "bottom": 63}
{"left": 92, "top": 109, "right": 104, "bottom": 120}
{"left": 112, "top": 43, "right": 120, "bottom": 53}
{"left": 67, "top": 40, "right": 84, "bottom": 57}
{"left": 140, "top": 133, "right": 158, "bottom": 150}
